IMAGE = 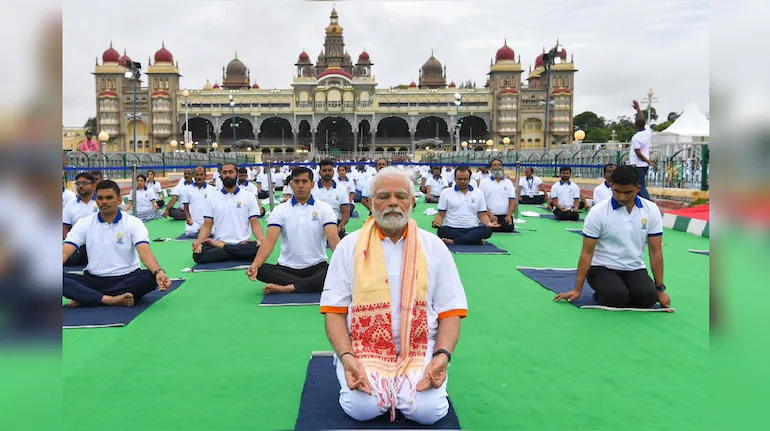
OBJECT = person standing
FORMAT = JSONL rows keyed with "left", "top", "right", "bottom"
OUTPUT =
{"left": 629, "top": 100, "right": 655, "bottom": 200}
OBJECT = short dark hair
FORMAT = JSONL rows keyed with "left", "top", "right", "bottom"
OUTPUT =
{"left": 95, "top": 180, "right": 121, "bottom": 197}
{"left": 319, "top": 159, "right": 335, "bottom": 169}
{"left": 221, "top": 162, "right": 237, "bottom": 171}
{"left": 285, "top": 175, "right": 293, "bottom": 183}
{"left": 237, "top": 167, "right": 248, "bottom": 174}
{"left": 489, "top": 158, "right": 503, "bottom": 167}
{"left": 454, "top": 166, "right": 472, "bottom": 177}
{"left": 136, "top": 174, "right": 147, "bottom": 182}
{"left": 291, "top": 166, "right": 313, "bottom": 180}
{"left": 559, "top": 166, "right": 571, "bottom": 173}
{"left": 75, "top": 172, "right": 94, "bottom": 183}
{"left": 90, "top": 170, "right": 102, "bottom": 178}
{"left": 603, "top": 163, "right": 617, "bottom": 174}
{"left": 609, "top": 165, "right": 640, "bottom": 186}
{"left": 147, "top": 170, "right": 156, "bottom": 175}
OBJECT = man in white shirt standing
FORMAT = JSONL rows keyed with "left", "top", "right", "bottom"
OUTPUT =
{"left": 62, "top": 180, "right": 171, "bottom": 307}
{"left": 63, "top": 172, "right": 98, "bottom": 266}
{"left": 592, "top": 163, "right": 616, "bottom": 204}
{"left": 312, "top": 159, "right": 351, "bottom": 238}
{"left": 246, "top": 167, "right": 340, "bottom": 294}
{"left": 192, "top": 163, "right": 265, "bottom": 264}
{"left": 480, "top": 159, "right": 516, "bottom": 233}
{"left": 549, "top": 166, "right": 581, "bottom": 221}
{"left": 629, "top": 100, "right": 655, "bottom": 200}
{"left": 432, "top": 166, "right": 499, "bottom": 245}
{"left": 518, "top": 167, "right": 546, "bottom": 205}
{"left": 555, "top": 165, "right": 671, "bottom": 309}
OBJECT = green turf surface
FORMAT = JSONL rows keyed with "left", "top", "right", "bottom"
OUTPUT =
{"left": 63, "top": 201, "right": 709, "bottom": 430}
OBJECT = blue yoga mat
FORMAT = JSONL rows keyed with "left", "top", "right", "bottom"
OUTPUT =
{"left": 540, "top": 213, "right": 582, "bottom": 222}
{"left": 447, "top": 242, "right": 508, "bottom": 255}
{"left": 351, "top": 210, "right": 360, "bottom": 219}
{"left": 259, "top": 292, "right": 321, "bottom": 307}
{"left": 62, "top": 279, "right": 185, "bottom": 328}
{"left": 182, "top": 260, "right": 252, "bottom": 272}
{"left": 63, "top": 264, "right": 86, "bottom": 274}
{"left": 689, "top": 249, "right": 709, "bottom": 256}
{"left": 517, "top": 267, "right": 673, "bottom": 312}
{"left": 294, "top": 354, "right": 461, "bottom": 430}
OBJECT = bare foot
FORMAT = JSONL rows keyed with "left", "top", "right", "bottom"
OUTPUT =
{"left": 441, "top": 238, "right": 455, "bottom": 245}
{"left": 102, "top": 292, "right": 134, "bottom": 306}
{"left": 204, "top": 238, "right": 226, "bottom": 248}
{"left": 66, "top": 299, "right": 79, "bottom": 308}
{"left": 263, "top": 283, "right": 296, "bottom": 294}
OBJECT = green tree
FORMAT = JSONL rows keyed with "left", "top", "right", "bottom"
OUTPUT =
{"left": 83, "top": 117, "right": 96, "bottom": 133}
{"left": 667, "top": 111, "right": 681, "bottom": 122}
{"left": 573, "top": 111, "right": 605, "bottom": 133}
{"left": 584, "top": 128, "right": 609, "bottom": 143}
{"left": 653, "top": 121, "right": 672, "bottom": 132}
{"left": 642, "top": 107, "right": 658, "bottom": 123}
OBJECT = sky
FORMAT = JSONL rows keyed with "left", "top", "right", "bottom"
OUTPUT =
{"left": 59, "top": 0, "right": 709, "bottom": 127}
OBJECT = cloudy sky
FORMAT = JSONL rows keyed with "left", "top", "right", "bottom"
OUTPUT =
{"left": 61, "top": 0, "right": 709, "bottom": 126}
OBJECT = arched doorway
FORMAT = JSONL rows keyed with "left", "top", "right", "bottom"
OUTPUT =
{"left": 457, "top": 115, "right": 489, "bottom": 143}
{"left": 357, "top": 119, "right": 372, "bottom": 151}
{"left": 376, "top": 117, "right": 410, "bottom": 147}
{"left": 220, "top": 117, "right": 255, "bottom": 147}
{"left": 297, "top": 119, "right": 312, "bottom": 147}
{"left": 259, "top": 117, "right": 294, "bottom": 148}
{"left": 182, "top": 117, "right": 215, "bottom": 144}
{"left": 415, "top": 116, "right": 450, "bottom": 141}
{"left": 316, "top": 117, "right": 353, "bottom": 151}
{"left": 125, "top": 119, "right": 148, "bottom": 151}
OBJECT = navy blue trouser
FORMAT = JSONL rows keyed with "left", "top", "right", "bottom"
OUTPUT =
{"left": 437, "top": 225, "right": 492, "bottom": 245}
{"left": 63, "top": 268, "right": 157, "bottom": 306}
{"left": 636, "top": 166, "right": 650, "bottom": 200}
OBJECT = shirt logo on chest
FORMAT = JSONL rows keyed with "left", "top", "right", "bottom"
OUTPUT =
{"left": 641, "top": 217, "right": 648, "bottom": 230}
{"left": 93, "top": 207, "right": 98, "bottom": 212}
{"left": 312, "top": 211, "right": 319, "bottom": 221}
{"left": 236, "top": 200, "right": 242, "bottom": 208}
{"left": 116, "top": 232, "right": 125, "bottom": 244}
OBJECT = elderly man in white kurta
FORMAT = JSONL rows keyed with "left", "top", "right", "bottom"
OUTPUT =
{"left": 320, "top": 167, "right": 468, "bottom": 425}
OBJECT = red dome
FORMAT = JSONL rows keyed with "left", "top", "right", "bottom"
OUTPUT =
{"left": 154, "top": 42, "right": 173, "bottom": 63}
{"left": 409, "top": 81, "right": 417, "bottom": 88}
{"left": 558, "top": 47, "right": 568, "bottom": 59}
{"left": 359, "top": 50, "right": 370, "bottom": 61}
{"left": 102, "top": 43, "right": 120, "bottom": 63}
{"left": 535, "top": 53, "right": 545, "bottom": 67}
{"left": 212, "top": 82, "right": 220, "bottom": 89}
{"left": 252, "top": 82, "right": 260, "bottom": 89}
{"left": 298, "top": 51, "right": 309, "bottom": 61}
{"left": 495, "top": 41, "right": 515, "bottom": 61}
{"left": 119, "top": 50, "right": 131, "bottom": 67}
{"left": 448, "top": 81, "right": 456, "bottom": 88}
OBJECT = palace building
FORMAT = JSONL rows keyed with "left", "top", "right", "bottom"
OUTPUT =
{"left": 92, "top": 6, "right": 577, "bottom": 155}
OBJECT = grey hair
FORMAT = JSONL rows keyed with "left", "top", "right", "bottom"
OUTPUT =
{"left": 368, "top": 166, "right": 414, "bottom": 199}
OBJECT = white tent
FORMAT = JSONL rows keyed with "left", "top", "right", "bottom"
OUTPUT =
{"left": 658, "top": 101, "right": 709, "bottom": 139}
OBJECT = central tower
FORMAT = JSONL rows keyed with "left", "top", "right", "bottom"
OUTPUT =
{"left": 323, "top": 7, "right": 346, "bottom": 69}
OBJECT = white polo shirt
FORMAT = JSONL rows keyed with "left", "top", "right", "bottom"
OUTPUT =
{"left": 237, "top": 180, "right": 259, "bottom": 196}
{"left": 471, "top": 170, "right": 490, "bottom": 186}
{"left": 442, "top": 168, "right": 455, "bottom": 186}
{"left": 479, "top": 177, "right": 515, "bottom": 215}
{"left": 63, "top": 188, "right": 76, "bottom": 207}
{"left": 582, "top": 196, "right": 663, "bottom": 271}
{"left": 425, "top": 176, "right": 448, "bottom": 197}
{"left": 267, "top": 196, "right": 337, "bottom": 269}
{"left": 630, "top": 125, "right": 653, "bottom": 167}
{"left": 181, "top": 183, "right": 215, "bottom": 224}
{"left": 438, "top": 185, "right": 488, "bottom": 229}
{"left": 312, "top": 180, "right": 350, "bottom": 221}
{"left": 272, "top": 171, "right": 286, "bottom": 188}
{"left": 257, "top": 172, "right": 270, "bottom": 192}
{"left": 592, "top": 181, "right": 613, "bottom": 203}
{"left": 63, "top": 195, "right": 98, "bottom": 227}
{"left": 519, "top": 176, "right": 545, "bottom": 197}
{"left": 132, "top": 187, "right": 157, "bottom": 212}
{"left": 171, "top": 181, "right": 194, "bottom": 199}
{"left": 203, "top": 187, "right": 261, "bottom": 244}
{"left": 64, "top": 211, "right": 149, "bottom": 277}
{"left": 550, "top": 181, "right": 581, "bottom": 210}
{"left": 320, "top": 226, "right": 468, "bottom": 354}
{"left": 147, "top": 180, "right": 163, "bottom": 197}
{"left": 337, "top": 177, "right": 356, "bottom": 196}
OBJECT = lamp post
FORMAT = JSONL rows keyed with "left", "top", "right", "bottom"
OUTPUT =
{"left": 502, "top": 136, "right": 511, "bottom": 152}
{"left": 574, "top": 129, "right": 585, "bottom": 145}
{"left": 229, "top": 94, "right": 238, "bottom": 150}
{"left": 454, "top": 93, "right": 462, "bottom": 152}
{"left": 461, "top": 141, "right": 468, "bottom": 152}
{"left": 98, "top": 131, "right": 109, "bottom": 153}
{"left": 642, "top": 88, "right": 658, "bottom": 125}
{"left": 211, "top": 142, "right": 218, "bottom": 152}
{"left": 181, "top": 89, "right": 190, "bottom": 145}
{"left": 185, "top": 142, "right": 193, "bottom": 152}
{"left": 124, "top": 60, "right": 142, "bottom": 153}
{"left": 541, "top": 42, "right": 564, "bottom": 150}
{"left": 169, "top": 139, "right": 178, "bottom": 152}
{"left": 486, "top": 139, "right": 494, "bottom": 152}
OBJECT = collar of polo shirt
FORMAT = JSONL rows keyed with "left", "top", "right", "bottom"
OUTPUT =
{"left": 98, "top": 211, "right": 123, "bottom": 224}
{"left": 454, "top": 184, "right": 474, "bottom": 191}
{"left": 291, "top": 195, "right": 316, "bottom": 206}
{"left": 318, "top": 180, "right": 337, "bottom": 188}
{"left": 604, "top": 181, "right": 611, "bottom": 188}
{"left": 76, "top": 193, "right": 96, "bottom": 202}
{"left": 610, "top": 196, "right": 643, "bottom": 210}
{"left": 559, "top": 180, "right": 571, "bottom": 186}
{"left": 221, "top": 186, "right": 241, "bottom": 195}
{"left": 137, "top": 186, "right": 147, "bottom": 190}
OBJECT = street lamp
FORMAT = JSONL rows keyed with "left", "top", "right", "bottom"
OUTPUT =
{"left": 574, "top": 130, "right": 585, "bottom": 144}
{"left": 454, "top": 93, "right": 462, "bottom": 152}
{"left": 642, "top": 88, "right": 658, "bottom": 125}
{"left": 486, "top": 139, "right": 494, "bottom": 151}
{"left": 185, "top": 141, "right": 193, "bottom": 151}
{"left": 502, "top": 136, "right": 511, "bottom": 152}
{"left": 211, "top": 142, "right": 218, "bottom": 151}
{"left": 541, "top": 42, "right": 565, "bottom": 150}
{"left": 181, "top": 89, "right": 190, "bottom": 145}
{"left": 124, "top": 60, "right": 142, "bottom": 153}
{"left": 461, "top": 141, "right": 468, "bottom": 151}
{"left": 229, "top": 94, "right": 238, "bottom": 149}
{"left": 98, "top": 131, "right": 109, "bottom": 152}
{"left": 169, "top": 139, "right": 178, "bottom": 151}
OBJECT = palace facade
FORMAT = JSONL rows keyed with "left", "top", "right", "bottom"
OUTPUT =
{"left": 92, "top": 7, "right": 576, "bottom": 155}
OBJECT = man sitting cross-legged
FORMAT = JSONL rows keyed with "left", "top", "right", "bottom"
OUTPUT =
{"left": 480, "top": 158, "right": 516, "bottom": 233}
{"left": 424, "top": 166, "right": 448, "bottom": 204}
{"left": 555, "top": 165, "right": 671, "bottom": 309}
{"left": 320, "top": 166, "right": 468, "bottom": 425}
{"left": 245, "top": 167, "right": 340, "bottom": 294}
{"left": 432, "top": 166, "right": 498, "bottom": 245}
{"left": 63, "top": 172, "right": 98, "bottom": 266}
{"left": 180, "top": 166, "right": 216, "bottom": 238}
{"left": 163, "top": 168, "right": 194, "bottom": 220}
{"left": 592, "top": 163, "right": 616, "bottom": 204}
{"left": 62, "top": 180, "right": 171, "bottom": 307}
{"left": 518, "top": 167, "right": 546, "bottom": 204}
{"left": 192, "top": 163, "right": 265, "bottom": 264}
{"left": 548, "top": 166, "right": 581, "bottom": 221}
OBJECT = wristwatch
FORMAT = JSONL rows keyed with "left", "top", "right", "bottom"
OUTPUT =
{"left": 433, "top": 349, "right": 451, "bottom": 363}
{"left": 656, "top": 284, "right": 666, "bottom": 292}
{"left": 153, "top": 268, "right": 165, "bottom": 276}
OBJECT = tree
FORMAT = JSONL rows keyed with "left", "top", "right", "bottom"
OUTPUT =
{"left": 573, "top": 111, "right": 605, "bottom": 133}
{"left": 584, "top": 128, "right": 609, "bottom": 143}
{"left": 83, "top": 117, "right": 96, "bottom": 133}
{"left": 667, "top": 111, "right": 681, "bottom": 122}
{"left": 642, "top": 107, "right": 658, "bottom": 122}
{"left": 653, "top": 121, "right": 672, "bottom": 132}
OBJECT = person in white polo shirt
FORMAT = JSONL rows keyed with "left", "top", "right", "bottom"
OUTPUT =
{"left": 320, "top": 166, "right": 467, "bottom": 425}
{"left": 236, "top": 167, "right": 259, "bottom": 195}
{"left": 432, "top": 166, "right": 498, "bottom": 245}
{"left": 360, "top": 158, "right": 388, "bottom": 215}
{"left": 312, "top": 159, "right": 351, "bottom": 238}
{"left": 518, "top": 167, "right": 546, "bottom": 205}
{"left": 592, "top": 163, "right": 616, "bottom": 204}
{"left": 192, "top": 163, "right": 265, "bottom": 264}
{"left": 163, "top": 168, "right": 193, "bottom": 221}
{"left": 180, "top": 166, "right": 216, "bottom": 238}
{"left": 62, "top": 178, "right": 76, "bottom": 207}
{"left": 629, "top": 100, "right": 655, "bottom": 200}
{"left": 246, "top": 167, "right": 340, "bottom": 295}
{"left": 549, "top": 166, "right": 581, "bottom": 221}
{"left": 256, "top": 167, "right": 270, "bottom": 199}
{"left": 146, "top": 170, "right": 165, "bottom": 208}
{"left": 124, "top": 174, "right": 162, "bottom": 222}
{"left": 62, "top": 180, "right": 171, "bottom": 307}
{"left": 471, "top": 165, "right": 490, "bottom": 187}
{"left": 424, "top": 166, "right": 448, "bottom": 203}
{"left": 480, "top": 158, "right": 516, "bottom": 233}
{"left": 554, "top": 165, "right": 671, "bottom": 308}
{"left": 63, "top": 172, "right": 98, "bottom": 267}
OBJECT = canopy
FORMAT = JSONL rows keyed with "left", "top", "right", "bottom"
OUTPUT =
{"left": 659, "top": 101, "right": 709, "bottom": 137}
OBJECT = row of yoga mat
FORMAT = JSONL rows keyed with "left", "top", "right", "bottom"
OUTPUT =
{"left": 62, "top": 263, "right": 683, "bottom": 329}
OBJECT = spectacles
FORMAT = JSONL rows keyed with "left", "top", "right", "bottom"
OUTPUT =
{"left": 75, "top": 181, "right": 93, "bottom": 186}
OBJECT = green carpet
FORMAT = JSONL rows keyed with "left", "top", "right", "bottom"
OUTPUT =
{"left": 63, "top": 201, "right": 709, "bottom": 430}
